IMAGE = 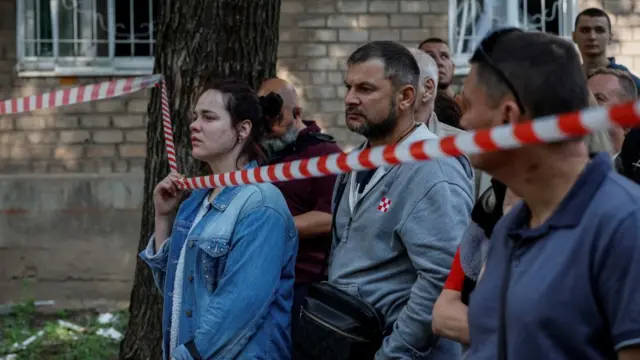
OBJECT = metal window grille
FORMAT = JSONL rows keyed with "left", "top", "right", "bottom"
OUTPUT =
{"left": 17, "top": 0, "right": 158, "bottom": 77}
{"left": 449, "top": 0, "right": 578, "bottom": 74}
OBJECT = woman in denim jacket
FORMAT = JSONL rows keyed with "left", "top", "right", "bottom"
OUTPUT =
{"left": 140, "top": 78, "right": 298, "bottom": 360}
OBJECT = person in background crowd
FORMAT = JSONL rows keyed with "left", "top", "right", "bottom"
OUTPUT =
{"left": 619, "top": 126, "right": 640, "bottom": 184}
{"left": 140, "top": 79, "right": 298, "bottom": 360}
{"left": 257, "top": 78, "right": 342, "bottom": 357}
{"left": 427, "top": 71, "right": 516, "bottom": 357}
{"left": 408, "top": 48, "right": 459, "bottom": 137}
{"left": 574, "top": 7, "right": 638, "bottom": 156}
{"left": 419, "top": 37, "right": 456, "bottom": 97}
{"left": 409, "top": 47, "right": 492, "bottom": 199}
{"left": 434, "top": 90, "right": 463, "bottom": 129}
{"left": 573, "top": 7, "right": 640, "bottom": 89}
{"left": 587, "top": 68, "right": 639, "bottom": 173}
{"left": 330, "top": 40, "right": 474, "bottom": 359}
{"left": 432, "top": 179, "right": 512, "bottom": 356}
{"left": 584, "top": 89, "right": 616, "bottom": 155}
{"left": 462, "top": 28, "right": 640, "bottom": 360}
{"left": 587, "top": 67, "right": 640, "bottom": 184}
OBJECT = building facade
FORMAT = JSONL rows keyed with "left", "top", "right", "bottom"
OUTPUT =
{"left": 1, "top": 0, "right": 635, "bottom": 173}
{"left": 0, "top": 0, "right": 636, "bottom": 305}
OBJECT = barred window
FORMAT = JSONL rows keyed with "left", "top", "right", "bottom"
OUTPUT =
{"left": 17, "top": 0, "right": 159, "bottom": 77}
{"left": 449, "top": 0, "right": 577, "bottom": 75}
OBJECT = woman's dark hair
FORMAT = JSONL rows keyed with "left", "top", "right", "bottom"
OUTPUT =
{"left": 434, "top": 90, "right": 463, "bottom": 129}
{"left": 199, "top": 78, "right": 283, "bottom": 166}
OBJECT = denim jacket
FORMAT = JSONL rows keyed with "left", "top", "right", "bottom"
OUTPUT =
{"left": 140, "top": 163, "right": 298, "bottom": 360}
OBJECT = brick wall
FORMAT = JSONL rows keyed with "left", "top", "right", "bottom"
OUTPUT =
{"left": 1, "top": 0, "right": 640, "bottom": 174}
{"left": 276, "top": 0, "right": 448, "bottom": 150}
{"left": 0, "top": 0, "right": 148, "bottom": 175}
{"left": 0, "top": 85, "right": 148, "bottom": 174}
{"left": 582, "top": 0, "right": 640, "bottom": 70}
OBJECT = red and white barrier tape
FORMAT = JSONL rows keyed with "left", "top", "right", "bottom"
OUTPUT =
{"left": 160, "top": 79, "right": 178, "bottom": 173}
{"left": 170, "top": 101, "right": 640, "bottom": 190}
{"left": 0, "top": 74, "right": 178, "bottom": 173}
{"left": 0, "top": 75, "right": 162, "bottom": 116}
{"left": 3, "top": 74, "right": 637, "bottom": 189}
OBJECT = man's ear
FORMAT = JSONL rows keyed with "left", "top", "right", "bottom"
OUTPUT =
{"left": 424, "top": 77, "right": 436, "bottom": 103}
{"left": 292, "top": 106, "right": 302, "bottom": 121}
{"left": 499, "top": 100, "right": 522, "bottom": 126}
{"left": 572, "top": 31, "right": 577, "bottom": 44}
{"left": 397, "top": 84, "right": 417, "bottom": 112}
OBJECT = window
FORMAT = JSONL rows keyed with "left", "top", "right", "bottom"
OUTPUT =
{"left": 17, "top": 0, "right": 159, "bottom": 77}
{"left": 449, "top": 0, "right": 578, "bottom": 75}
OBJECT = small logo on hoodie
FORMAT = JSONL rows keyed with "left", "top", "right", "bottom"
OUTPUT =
{"left": 377, "top": 197, "right": 391, "bottom": 213}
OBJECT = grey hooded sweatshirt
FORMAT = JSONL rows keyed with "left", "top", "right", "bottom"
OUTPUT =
{"left": 328, "top": 124, "right": 474, "bottom": 359}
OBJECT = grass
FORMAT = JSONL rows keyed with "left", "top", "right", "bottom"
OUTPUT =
{"left": 0, "top": 302, "right": 128, "bottom": 360}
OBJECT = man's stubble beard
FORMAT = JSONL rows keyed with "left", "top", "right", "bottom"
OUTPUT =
{"left": 347, "top": 96, "right": 398, "bottom": 141}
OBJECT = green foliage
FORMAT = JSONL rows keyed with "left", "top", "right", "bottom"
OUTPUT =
{"left": 0, "top": 302, "right": 128, "bottom": 360}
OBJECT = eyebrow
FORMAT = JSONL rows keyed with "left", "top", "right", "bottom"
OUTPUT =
{"left": 344, "top": 80, "right": 377, "bottom": 88}
{"left": 579, "top": 24, "right": 606, "bottom": 29}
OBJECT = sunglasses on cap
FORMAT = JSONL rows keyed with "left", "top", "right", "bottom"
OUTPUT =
{"left": 471, "top": 27, "right": 526, "bottom": 113}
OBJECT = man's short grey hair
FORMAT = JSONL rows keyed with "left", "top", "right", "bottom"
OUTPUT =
{"left": 408, "top": 47, "right": 439, "bottom": 89}
{"left": 588, "top": 67, "right": 638, "bottom": 100}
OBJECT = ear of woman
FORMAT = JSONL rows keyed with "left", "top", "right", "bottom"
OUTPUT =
{"left": 236, "top": 119, "right": 252, "bottom": 143}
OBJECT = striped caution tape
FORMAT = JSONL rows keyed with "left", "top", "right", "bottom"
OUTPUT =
{"left": 0, "top": 74, "right": 178, "bottom": 173}
{"left": 0, "top": 75, "right": 162, "bottom": 115}
{"left": 3, "top": 74, "right": 636, "bottom": 188}
{"left": 169, "top": 101, "right": 640, "bottom": 189}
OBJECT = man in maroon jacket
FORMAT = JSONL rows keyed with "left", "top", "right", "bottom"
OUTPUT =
{"left": 258, "top": 78, "right": 342, "bottom": 346}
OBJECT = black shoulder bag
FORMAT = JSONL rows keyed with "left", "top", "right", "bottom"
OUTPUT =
{"left": 296, "top": 174, "right": 386, "bottom": 360}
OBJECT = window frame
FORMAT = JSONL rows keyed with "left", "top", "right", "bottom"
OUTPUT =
{"left": 16, "top": 0, "right": 156, "bottom": 78}
{"left": 449, "top": 0, "right": 579, "bottom": 76}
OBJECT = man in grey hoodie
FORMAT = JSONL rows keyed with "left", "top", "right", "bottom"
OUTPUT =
{"left": 329, "top": 41, "right": 475, "bottom": 359}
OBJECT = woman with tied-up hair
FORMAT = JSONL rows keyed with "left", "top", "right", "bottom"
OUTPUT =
{"left": 140, "top": 78, "right": 298, "bottom": 360}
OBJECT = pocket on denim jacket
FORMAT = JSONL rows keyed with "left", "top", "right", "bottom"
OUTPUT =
{"left": 197, "top": 238, "right": 230, "bottom": 292}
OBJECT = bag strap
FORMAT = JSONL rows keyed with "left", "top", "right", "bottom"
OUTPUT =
{"left": 332, "top": 174, "right": 349, "bottom": 245}
{"left": 320, "top": 174, "right": 349, "bottom": 275}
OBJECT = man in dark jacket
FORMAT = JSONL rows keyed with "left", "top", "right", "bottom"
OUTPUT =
{"left": 258, "top": 78, "right": 342, "bottom": 354}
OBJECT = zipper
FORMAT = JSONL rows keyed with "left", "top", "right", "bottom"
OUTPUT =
{"left": 300, "top": 308, "right": 367, "bottom": 342}
{"left": 342, "top": 216, "right": 353, "bottom": 244}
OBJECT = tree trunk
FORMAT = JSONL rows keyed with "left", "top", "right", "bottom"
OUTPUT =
{"left": 119, "top": 1, "right": 281, "bottom": 359}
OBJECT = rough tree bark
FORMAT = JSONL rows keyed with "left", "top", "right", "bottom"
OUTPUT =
{"left": 119, "top": 1, "right": 281, "bottom": 359}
